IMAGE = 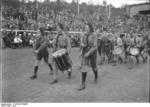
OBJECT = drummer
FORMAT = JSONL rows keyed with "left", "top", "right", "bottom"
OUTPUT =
{"left": 78, "top": 23, "right": 98, "bottom": 91}
{"left": 50, "top": 23, "right": 72, "bottom": 84}
{"left": 112, "top": 33, "right": 124, "bottom": 65}
{"left": 135, "top": 33, "right": 146, "bottom": 63}
{"left": 123, "top": 33, "right": 130, "bottom": 64}
{"left": 127, "top": 33, "right": 136, "bottom": 69}
{"left": 30, "top": 28, "right": 53, "bottom": 79}
{"left": 98, "top": 27, "right": 108, "bottom": 64}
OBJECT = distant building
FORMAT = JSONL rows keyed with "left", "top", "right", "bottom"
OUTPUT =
{"left": 126, "top": 3, "right": 150, "bottom": 17}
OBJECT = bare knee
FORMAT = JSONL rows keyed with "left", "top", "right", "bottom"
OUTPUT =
{"left": 35, "top": 60, "right": 40, "bottom": 66}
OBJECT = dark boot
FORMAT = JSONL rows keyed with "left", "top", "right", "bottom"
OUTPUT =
{"left": 135, "top": 56, "right": 139, "bottom": 64}
{"left": 119, "top": 57, "right": 123, "bottom": 64}
{"left": 93, "top": 70, "right": 98, "bottom": 84}
{"left": 78, "top": 72, "right": 87, "bottom": 91}
{"left": 49, "top": 79, "right": 58, "bottom": 84}
{"left": 30, "top": 66, "right": 38, "bottom": 79}
{"left": 67, "top": 71, "right": 72, "bottom": 79}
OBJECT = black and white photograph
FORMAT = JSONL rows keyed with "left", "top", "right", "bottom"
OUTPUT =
{"left": 0, "top": 0, "right": 150, "bottom": 103}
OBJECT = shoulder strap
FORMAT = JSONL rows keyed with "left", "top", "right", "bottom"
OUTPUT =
{"left": 55, "top": 34, "right": 60, "bottom": 48}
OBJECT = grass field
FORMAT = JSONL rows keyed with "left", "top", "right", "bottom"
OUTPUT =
{"left": 1, "top": 48, "right": 149, "bottom": 102}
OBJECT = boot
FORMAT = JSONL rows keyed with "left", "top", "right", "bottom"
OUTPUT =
{"left": 93, "top": 70, "right": 98, "bottom": 84}
{"left": 135, "top": 56, "right": 139, "bottom": 64}
{"left": 67, "top": 71, "right": 72, "bottom": 79}
{"left": 78, "top": 72, "right": 87, "bottom": 91}
{"left": 119, "top": 57, "right": 123, "bottom": 64}
{"left": 30, "top": 66, "right": 38, "bottom": 79}
{"left": 50, "top": 79, "right": 58, "bottom": 84}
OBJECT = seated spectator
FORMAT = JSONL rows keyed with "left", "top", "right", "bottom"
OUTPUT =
{"left": 29, "top": 34, "right": 36, "bottom": 46}
{"left": 1, "top": 38, "right": 5, "bottom": 49}
{"left": 29, "top": 38, "right": 34, "bottom": 46}
{"left": 13, "top": 34, "right": 23, "bottom": 48}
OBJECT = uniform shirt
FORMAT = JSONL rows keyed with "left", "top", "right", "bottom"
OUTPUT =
{"left": 135, "top": 36, "right": 142, "bottom": 47}
{"left": 125, "top": 34, "right": 131, "bottom": 45}
{"left": 81, "top": 33, "right": 97, "bottom": 56}
{"left": 53, "top": 33, "right": 71, "bottom": 54}
{"left": 117, "top": 37, "right": 123, "bottom": 47}
{"left": 34, "top": 36, "right": 49, "bottom": 53}
{"left": 108, "top": 33, "right": 114, "bottom": 41}
{"left": 129, "top": 37, "right": 136, "bottom": 47}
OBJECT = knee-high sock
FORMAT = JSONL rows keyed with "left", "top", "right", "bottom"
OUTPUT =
{"left": 48, "top": 63, "right": 53, "bottom": 71}
{"left": 34, "top": 66, "right": 38, "bottom": 76}
{"left": 82, "top": 72, "right": 87, "bottom": 85}
{"left": 93, "top": 70, "right": 98, "bottom": 81}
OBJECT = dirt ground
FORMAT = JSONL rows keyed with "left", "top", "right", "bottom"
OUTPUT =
{"left": 1, "top": 48, "right": 149, "bottom": 102}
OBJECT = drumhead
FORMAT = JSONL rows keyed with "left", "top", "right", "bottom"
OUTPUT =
{"left": 113, "top": 46, "right": 123, "bottom": 55}
{"left": 52, "top": 49, "right": 66, "bottom": 57}
{"left": 130, "top": 48, "right": 139, "bottom": 56}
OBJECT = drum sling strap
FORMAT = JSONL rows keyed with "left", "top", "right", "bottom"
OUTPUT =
{"left": 55, "top": 34, "right": 60, "bottom": 49}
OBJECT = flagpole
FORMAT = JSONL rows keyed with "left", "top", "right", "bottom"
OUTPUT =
{"left": 77, "top": 0, "right": 80, "bottom": 14}
{"left": 108, "top": 0, "right": 111, "bottom": 19}
{"left": 35, "top": 0, "right": 38, "bottom": 9}
{"left": 1, "top": 4, "right": 2, "bottom": 23}
{"left": 35, "top": 0, "right": 39, "bottom": 31}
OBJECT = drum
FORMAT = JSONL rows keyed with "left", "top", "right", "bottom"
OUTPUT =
{"left": 129, "top": 47, "right": 139, "bottom": 56}
{"left": 52, "top": 49, "right": 72, "bottom": 71}
{"left": 113, "top": 46, "right": 123, "bottom": 55}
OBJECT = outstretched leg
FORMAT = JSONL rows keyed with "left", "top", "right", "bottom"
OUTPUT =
{"left": 91, "top": 54, "right": 98, "bottom": 84}
{"left": 30, "top": 58, "right": 40, "bottom": 79}
{"left": 78, "top": 68, "right": 87, "bottom": 91}
{"left": 44, "top": 51, "right": 53, "bottom": 74}
{"left": 92, "top": 68, "right": 98, "bottom": 84}
{"left": 50, "top": 61, "right": 58, "bottom": 84}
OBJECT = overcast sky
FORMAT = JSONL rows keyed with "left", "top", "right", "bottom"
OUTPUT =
{"left": 28, "top": 0, "right": 148, "bottom": 8}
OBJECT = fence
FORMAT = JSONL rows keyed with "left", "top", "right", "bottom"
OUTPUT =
{"left": 1, "top": 29, "right": 85, "bottom": 35}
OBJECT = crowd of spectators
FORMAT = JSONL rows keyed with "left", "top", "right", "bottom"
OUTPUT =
{"left": 1, "top": 2, "right": 149, "bottom": 49}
